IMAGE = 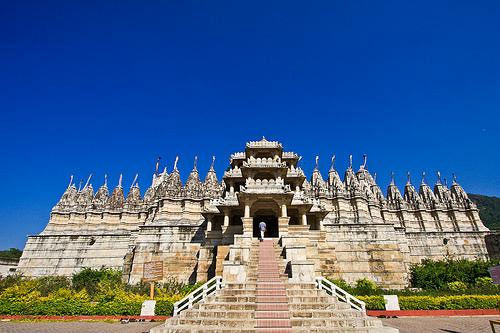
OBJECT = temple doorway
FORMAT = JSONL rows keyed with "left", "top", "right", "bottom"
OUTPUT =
{"left": 253, "top": 215, "right": 279, "bottom": 238}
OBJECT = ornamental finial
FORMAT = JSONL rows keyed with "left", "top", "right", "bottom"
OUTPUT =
{"left": 118, "top": 174, "right": 123, "bottom": 188}
{"left": 421, "top": 171, "right": 426, "bottom": 184}
{"left": 67, "top": 175, "right": 74, "bottom": 188}
{"left": 452, "top": 173, "right": 457, "bottom": 184}
{"left": 78, "top": 179, "right": 83, "bottom": 192}
{"left": 330, "top": 155, "right": 336, "bottom": 171}
{"left": 361, "top": 154, "right": 367, "bottom": 169}
{"left": 173, "top": 156, "right": 179, "bottom": 171}
{"left": 436, "top": 170, "right": 442, "bottom": 184}
{"left": 84, "top": 174, "right": 93, "bottom": 189}
{"left": 155, "top": 156, "right": 161, "bottom": 175}
{"left": 349, "top": 154, "right": 353, "bottom": 169}
{"left": 407, "top": 171, "right": 411, "bottom": 185}
{"left": 210, "top": 156, "right": 216, "bottom": 170}
{"left": 193, "top": 156, "right": 198, "bottom": 171}
{"left": 130, "top": 173, "right": 138, "bottom": 189}
{"left": 390, "top": 172, "right": 395, "bottom": 185}
{"left": 315, "top": 156, "right": 319, "bottom": 170}
{"left": 373, "top": 172, "right": 377, "bottom": 183}
{"left": 104, "top": 174, "right": 108, "bottom": 187}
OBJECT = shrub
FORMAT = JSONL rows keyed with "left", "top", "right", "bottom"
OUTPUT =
{"left": 353, "top": 278, "right": 382, "bottom": 295}
{"left": 447, "top": 281, "right": 468, "bottom": 293}
{"left": 410, "top": 258, "right": 500, "bottom": 290}
{"left": 72, "top": 268, "right": 122, "bottom": 297}
{"left": 357, "top": 296, "right": 385, "bottom": 310}
{"left": 36, "top": 276, "right": 71, "bottom": 296}
{"left": 327, "top": 278, "right": 353, "bottom": 293}
{"left": 399, "top": 295, "right": 500, "bottom": 310}
{"left": 0, "top": 274, "right": 23, "bottom": 293}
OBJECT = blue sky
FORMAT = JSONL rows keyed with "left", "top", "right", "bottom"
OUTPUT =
{"left": 1, "top": 1, "right": 499, "bottom": 249}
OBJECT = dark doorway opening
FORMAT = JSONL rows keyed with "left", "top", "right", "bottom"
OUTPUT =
{"left": 253, "top": 215, "right": 279, "bottom": 238}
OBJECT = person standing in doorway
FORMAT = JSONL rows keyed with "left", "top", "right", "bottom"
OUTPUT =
{"left": 259, "top": 221, "right": 266, "bottom": 242}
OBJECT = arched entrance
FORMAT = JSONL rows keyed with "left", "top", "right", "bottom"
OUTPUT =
{"left": 253, "top": 215, "right": 279, "bottom": 238}
{"left": 251, "top": 200, "right": 280, "bottom": 238}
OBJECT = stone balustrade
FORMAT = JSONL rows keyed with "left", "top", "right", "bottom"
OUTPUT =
{"left": 240, "top": 178, "right": 291, "bottom": 193}
{"left": 224, "top": 168, "right": 242, "bottom": 178}
{"left": 243, "top": 157, "right": 287, "bottom": 168}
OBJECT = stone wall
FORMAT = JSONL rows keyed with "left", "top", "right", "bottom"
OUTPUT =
{"left": 17, "top": 233, "right": 131, "bottom": 277}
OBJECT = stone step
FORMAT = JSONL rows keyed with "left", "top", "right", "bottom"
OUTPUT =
{"left": 155, "top": 325, "right": 255, "bottom": 333}
{"left": 290, "top": 318, "right": 383, "bottom": 328}
{"left": 168, "top": 318, "right": 255, "bottom": 328}
{"left": 198, "top": 302, "right": 256, "bottom": 311}
{"left": 255, "top": 311, "right": 290, "bottom": 319}
{"left": 256, "top": 318, "right": 292, "bottom": 329}
{"left": 181, "top": 309, "right": 254, "bottom": 319}
{"left": 288, "top": 303, "right": 352, "bottom": 311}
{"left": 291, "top": 309, "right": 365, "bottom": 319}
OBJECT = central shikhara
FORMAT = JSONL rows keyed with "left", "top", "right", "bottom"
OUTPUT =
{"left": 17, "top": 138, "right": 490, "bottom": 288}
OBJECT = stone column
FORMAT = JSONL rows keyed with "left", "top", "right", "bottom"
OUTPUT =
{"left": 206, "top": 216, "right": 213, "bottom": 232}
{"left": 301, "top": 213, "right": 308, "bottom": 226}
{"left": 244, "top": 204, "right": 250, "bottom": 218}
{"left": 281, "top": 204, "right": 288, "bottom": 217}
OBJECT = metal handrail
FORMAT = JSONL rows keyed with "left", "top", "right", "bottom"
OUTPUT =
{"left": 173, "top": 276, "right": 223, "bottom": 316}
{"left": 315, "top": 277, "right": 366, "bottom": 313}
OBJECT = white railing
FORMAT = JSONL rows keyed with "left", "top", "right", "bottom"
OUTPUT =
{"left": 173, "top": 276, "right": 223, "bottom": 316}
{"left": 315, "top": 277, "right": 366, "bottom": 313}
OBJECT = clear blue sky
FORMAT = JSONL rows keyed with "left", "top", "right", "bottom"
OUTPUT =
{"left": 1, "top": 1, "right": 499, "bottom": 249}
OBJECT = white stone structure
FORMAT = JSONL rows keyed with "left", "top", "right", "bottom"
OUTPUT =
{"left": 17, "top": 138, "right": 490, "bottom": 288}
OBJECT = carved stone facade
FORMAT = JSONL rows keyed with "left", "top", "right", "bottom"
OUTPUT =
{"left": 17, "top": 138, "right": 490, "bottom": 289}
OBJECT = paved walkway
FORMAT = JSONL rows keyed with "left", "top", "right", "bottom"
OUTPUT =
{"left": 0, "top": 316, "right": 497, "bottom": 332}
{"left": 381, "top": 316, "right": 498, "bottom": 333}
{"left": 0, "top": 321, "right": 163, "bottom": 333}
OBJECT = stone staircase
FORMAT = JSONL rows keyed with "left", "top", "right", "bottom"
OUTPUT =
{"left": 150, "top": 239, "right": 398, "bottom": 333}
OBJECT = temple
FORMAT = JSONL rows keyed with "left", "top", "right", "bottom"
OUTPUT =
{"left": 17, "top": 138, "right": 490, "bottom": 288}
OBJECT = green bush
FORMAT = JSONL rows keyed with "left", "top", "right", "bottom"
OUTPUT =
{"left": 327, "top": 278, "right": 353, "bottom": 293}
{"left": 357, "top": 296, "right": 385, "bottom": 310}
{"left": 410, "top": 258, "right": 500, "bottom": 290}
{"left": 447, "top": 281, "right": 468, "bottom": 293}
{"left": 399, "top": 295, "right": 500, "bottom": 310}
{"left": 72, "top": 267, "right": 122, "bottom": 297}
{"left": 354, "top": 278, "right": 380, "bottom": 295}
